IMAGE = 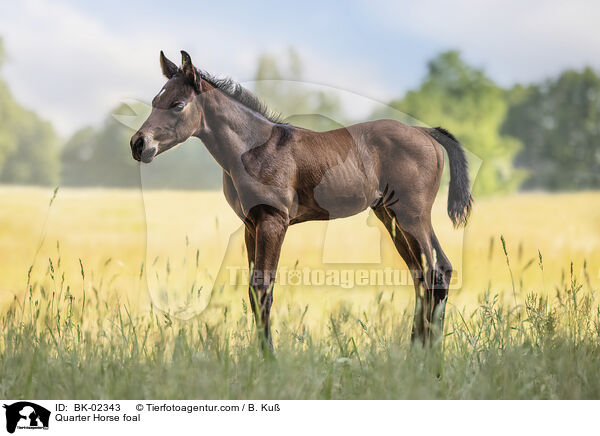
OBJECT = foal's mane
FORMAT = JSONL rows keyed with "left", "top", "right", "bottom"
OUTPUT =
{"left": 198, "top": 70, "right": 285, "bottom": 124}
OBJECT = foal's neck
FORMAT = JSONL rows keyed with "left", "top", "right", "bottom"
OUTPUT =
{"left": 195, "top": 83, "right": 277, "bottom": 174}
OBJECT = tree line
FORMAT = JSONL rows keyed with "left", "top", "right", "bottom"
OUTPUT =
{"left": 1, "top": 40, "right": 598, "bottom": 193}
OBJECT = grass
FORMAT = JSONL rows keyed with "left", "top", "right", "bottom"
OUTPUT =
{"left": 0, "top": 186, "right": 599, "bottom": 399}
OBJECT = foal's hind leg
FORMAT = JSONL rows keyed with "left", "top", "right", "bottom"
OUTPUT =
{"left": 375, "top": 205, "right": 452, "bottom": 345}
{"left": 372, "top": 207, "right": 427, "bottom": 338}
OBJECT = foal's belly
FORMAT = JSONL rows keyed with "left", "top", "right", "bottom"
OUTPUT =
{"left": 311, "top": 181, "right": 371, "bottom": 218}
{"left": 293, "top": 167, "right": 378, "bottom": 222}
{"left": 312, "top": 153, "right": 379, "bottom": 219}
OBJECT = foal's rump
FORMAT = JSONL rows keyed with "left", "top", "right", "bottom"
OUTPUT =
{"left": 354, "top": 119, "right": 472, "bottom": 227}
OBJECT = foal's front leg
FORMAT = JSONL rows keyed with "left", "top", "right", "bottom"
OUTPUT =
{"left": 248, "top": 208, "right": 288, "bottom": 352}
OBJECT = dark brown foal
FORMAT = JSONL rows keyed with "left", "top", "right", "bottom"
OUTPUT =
{"left": 131, "top": 51, "right": 472, "bottom": 351}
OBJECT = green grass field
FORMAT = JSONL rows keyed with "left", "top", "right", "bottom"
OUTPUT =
{"left": 0, "top": 187, "right": 599, "bottom": 399}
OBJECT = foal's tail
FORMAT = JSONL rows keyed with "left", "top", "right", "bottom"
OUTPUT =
{"left": 427, "top": 127, "right": 473, "bottom": 227}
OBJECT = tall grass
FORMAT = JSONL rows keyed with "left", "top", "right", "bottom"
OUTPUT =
{"left": 0, "top": 244, "right": 598, "bottom": 399}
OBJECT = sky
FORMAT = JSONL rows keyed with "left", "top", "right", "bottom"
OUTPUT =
{"left": 0, "top": 0, "right": 599, "bottom": 137}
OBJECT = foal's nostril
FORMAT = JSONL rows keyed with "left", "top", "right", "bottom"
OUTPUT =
{"left": 130, "top": 135, "right": 146, "bottom": 161}
{"left": 133, "top": 137, "right": 145, "bottom": 152}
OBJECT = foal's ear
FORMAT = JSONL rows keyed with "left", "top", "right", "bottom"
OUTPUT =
{"left": 181, "top": 50, "right": 201, "bottom": 92}
{"left": 160, "top": 51, "right": 178, "bottom": 79}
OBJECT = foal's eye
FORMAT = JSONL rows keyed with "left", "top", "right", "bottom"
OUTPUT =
{"left": 171, "top": 102, "right": 185, "bottom": 112}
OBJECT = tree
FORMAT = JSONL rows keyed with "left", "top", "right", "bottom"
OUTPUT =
{"left": 61, "top": 104, "right": 140, "bottom": 187}
{"left": 503, "top": 68, "right": 600, "bottom": 190}
{"left": 0, "top": 108, "right": 59, "bottom": 185}
{"left": 0, "top": 79, "right": 18, "bottom": 172}
{"left": 377, "top": 51, "right": 524, "bottom": 195}
{"left": 0, "top": 37, "right": 60, "bottom": 185}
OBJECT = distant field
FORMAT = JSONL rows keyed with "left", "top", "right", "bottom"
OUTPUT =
{"left": 0, "top": 186, "right": 599, "bottom": 399}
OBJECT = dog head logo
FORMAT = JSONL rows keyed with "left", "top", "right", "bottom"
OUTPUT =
{"left": 3, "top": 402, "right": 50, "bottom": 433}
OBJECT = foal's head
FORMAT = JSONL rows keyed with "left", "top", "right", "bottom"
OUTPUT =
{"left": 130, "top": 51, "right": 204, "bottom": 163}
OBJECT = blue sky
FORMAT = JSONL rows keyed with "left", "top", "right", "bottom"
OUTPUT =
{"left": 1, "top": 0, "right": 599, "bottom": 136}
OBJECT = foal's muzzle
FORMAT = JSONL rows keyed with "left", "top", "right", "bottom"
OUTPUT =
{"left": 130, "top": 133, "right": 157, "bottom": 163}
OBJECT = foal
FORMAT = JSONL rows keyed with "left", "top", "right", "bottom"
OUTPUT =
{"left": 130, "top": 51, "right": 472, "bottom": 350}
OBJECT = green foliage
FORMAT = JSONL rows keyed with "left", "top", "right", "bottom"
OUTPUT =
{"left": 378, "top": 51, "right": 525, "bottom": 195}
{"left": 0, "top": 81, "right": 18, "bottom": 169}
{"left": 503, "top": 68, "right": 600, "bottom": 190}
{"left": 61, "top": 105, "right": 140, "bottom": 187}
{"left": 0, "top": 38, "right": 60, "bottom": 185}
{"left": 0, "top": 110, "right": 59, "bottom": 185}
